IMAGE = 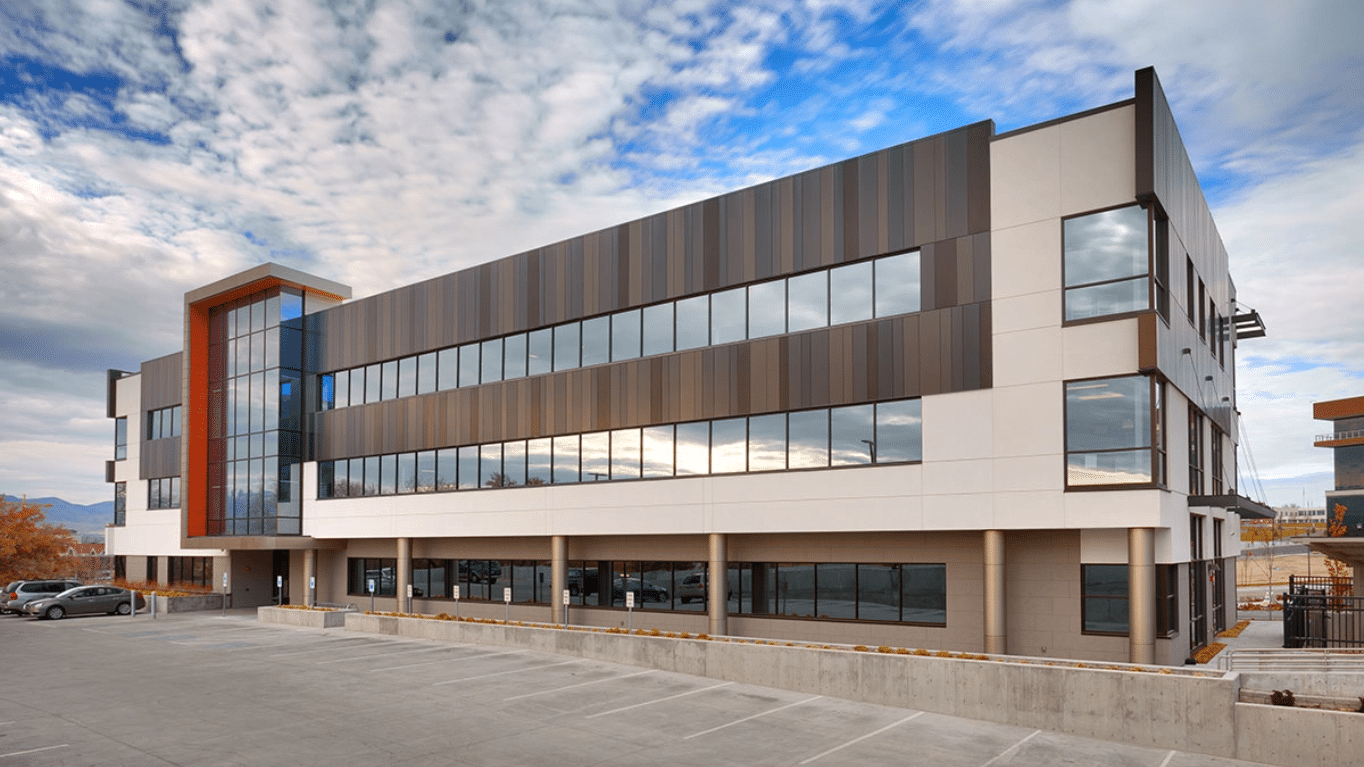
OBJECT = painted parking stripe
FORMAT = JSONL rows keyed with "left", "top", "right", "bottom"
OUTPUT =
{"left": 502, "top": 669, "right": 655, "bottom": 701}
{"left": 683, "top": 696, "right": 822, "bottom": 740}
{"left": 1158, "top": 751, "right": 1176, "bottom": 767}
{"left": 979, "top": 729, "right": 1041, "bottom": 767}
{"left": 585, "top": 681, "right": 734, "bottom": 719}
{"left": 433, "top": 658, "right": 584, "bottom": 686}
{"left": 798, "top": 711, "right": 924, "bottom": 764}
{"left": 0, "top": 744, "right": 68, "bottom": 759}
{"left": 315, "top": 645, "right": 449, "bottom": 664}
{"left": 371, "top": 648, "right": 525, "bottom": 672}
{"left": 269, "top": 639, "right": 384, "bottom": 658}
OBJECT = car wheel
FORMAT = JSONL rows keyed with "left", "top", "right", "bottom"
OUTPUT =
{"left": 115, "top": 602, "right": 132, "bottom": 615}
{"left": 46, "top": 605, "right": 65, "bottom": 620}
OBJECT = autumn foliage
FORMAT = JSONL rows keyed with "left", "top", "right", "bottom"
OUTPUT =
{"left": 0, "top": 496, "right": 77, "bottom": 584}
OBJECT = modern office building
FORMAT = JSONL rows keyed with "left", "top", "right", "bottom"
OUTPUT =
{"left": 106, "top": 68, "right": 1269, "bottom": 664}
{"left": 1306, "top": 397, "right": 1364, "bottom": 588}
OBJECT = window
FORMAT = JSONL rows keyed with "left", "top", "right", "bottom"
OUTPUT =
{"left": 1065, "top": 376, "right": 1153, "bottom": 487}
{"left": 1156, "top": 564, "right": 1178, "bottom": 637}
{"left": 1210, "top": 425, "right": 1224, "bottom": 495}
{"left": 145, "top": 405, "right": 182, "bottom": 440}
{"left": 114, "top": 417, "right": 127, "bottom": 460}
{"left": 1186, "top": 258, "right": 1195, "bottom": 324}
{"left": 1082, "top": 564, "right": 1128, "bottom": 635}
{"left": 169, "top": 557, "right": 212, "bottom": 588}
{"left": 1188, "top": 409, "right": 1205, "bottom": 495}
{"left": 1153, "top": 381, "right": 1167, "bottom": 488}
{"left": 1063, "top": 205, "right": 1149, "bottom": 321}
{"left": 1153, "top": 212, "right": 1169, "bottom": 320}
{"left": 348, "top": 558, "right": 397, "bottom": 596}
{"left": 113, "top": 482, "right": 126, "bottom": 526}
{"left": 148, "top": 477, "right": 180, "bottom": 509}
{"left": 728, "top": 561, "right": 945, "bottom": 626}
{"left": 1198, "top": 279, "right": 1207, "bottom": 342}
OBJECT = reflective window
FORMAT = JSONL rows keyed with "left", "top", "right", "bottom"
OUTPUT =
{"left": 747, "top": 280, "right": 786, "bottom": 338}
{"left": 416, "top": 450, "right": 436, "bottom": 493}
{"left": 875, "top": 400, "right": 922, "bottom": 463}
{"left": 436, "top": 448, "right": 458, "bottom": 491}
{"left": 437, "top": 348, "right": 459, "bottom": 390}
{"left": 902, "top": 564, "right": 947, "bottom": 624}
{"left": 675, "top": 422, "right": 709, "bottom": 476}
{"left": 526, "top": 438, "right": 553, "bottom": 485}
{"left": 333, "top": 369, "right": 349, "bottom": 408}
{"left": 379, "top": 454, "right": 397, "bottom": 495}
{"left": 481, "top": 338, "right": 503, "bottom": 384}
{"left": 787, "top": 271, "right": 828, "bottom": 333}
{"left": 875, "top": 251, "right": 920, "bottom": 317}
{"left": 642, "top": 425, "right": 675, "bottom": 478}
{"left": 580, "top": 431, "right": 610, "bottom": 481}
{"left": 553, "top": 323, "right": 580, "bottom": 371}
{"left": 458, "top": 344, "right": 480, "bottom": 388}
{"left": 380, "top": 360, "right": 398, "bottom": 400}
{"left": 816, "top": 563, "right": 857, "bottom": 619}
{"left": 1064, "top": 205, "right": 1149, "bottom": 321}
{"left": 527, "top": 328, "right": 552, "bottom": 376}
{"left": 831, "top": 404, "right": 875, "bottom": 465}
{"left": 502, "top": 440, "right": 526, "bottom": 487}
{"left": 365, "top": 364, "right": 382, "bottom": 403}
{"left": 417, "top": 352, "right": 437, "bottom": 395}
{"left": 581, "top": 317, "right": 610, "bottom": 367}
{"left": 363, "top": 455, "right": 380, "bottom": 496}
{"left": 114, "top": 417, "right": 127, "bottom": 460}
{"left": 480, "top": 443, "right": 504, "bottom": 487}
{"left": 611, "top": 428, "right": 641, "bottom": 481}
{"left": 553, "top": 435, "right": 580, "bottom": 484}
{"left": 710, "top": 418, "right": 747, "bottom": 474}
{"left": 787, "top": 409, "right": 829, "bottom": 469}
{"left": 1066, "top": 376, "right": 1152, "bottom": 487}
{"left": 711, "top": 287, "right": 746, "bottom": 345}
{"left": 830, "top": 261, "right": 873, "bottom": 325}
{"left": 457, "top": 446, "right": 479, "bottom": 490}
{"left": 611, "top": 310, "right": 641, "bottom": 361}
{"left": 747, "top": 413, "right": 786, "bottom": 472}
{"left": 504, "top": 333, "right": 528, "bottom": 380}
{"left": 1082, "top": 564, "right": 1129, "bottom": 634}
{"left": 857, "top": 564, "right": 899, "bottom": 621}
{"left": 675, "top": 296, "right": 709, "bottom": 350}
{"left": 641, "top": 304, "right": 674, "bottom": 356}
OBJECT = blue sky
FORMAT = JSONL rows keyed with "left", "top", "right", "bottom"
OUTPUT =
{"left": 1, "top": 0, "right": 1361, "bottom": 505}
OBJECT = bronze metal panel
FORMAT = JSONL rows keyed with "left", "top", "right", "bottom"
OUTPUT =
{"left": 935, "top": 238, "right": 958, "bottom": 310}
{"left": 912, "top": 138, "right": 938, "bottom": 246}
{"left": 800, "top": 170, "right": 821, "bottom": 273}
{"left": 956, "top": 235, "right": 975, "bottom": 306}
{"left": 918, "top": 310, "right": 940, "bottom": 395}
{"left": 140, "top": 353, "right": 183, "bottom": 411}
{"left": 821, "top": 163, "right": 839, "bottom": 267}
{"left": 777, "top": 176, "right": 796, "bottom": 276}
{"left": 753, "top": 183, "right": 773, "bottom": 281}
{"left": 967, "top": 123, "right": 993, "bottom": 235}
{"left": 945, "top": 128, "right": 970, "bottom": 239}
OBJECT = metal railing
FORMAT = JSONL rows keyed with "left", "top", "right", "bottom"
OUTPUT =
{"left": 1313, "top": 428, "right": 1364, "bottom": 443}
{"left": 1223, "top": 647, "right": 1364, "bottom": 672}
{"left": 1283, "top": 576, "right": 1364, "bottom": 648}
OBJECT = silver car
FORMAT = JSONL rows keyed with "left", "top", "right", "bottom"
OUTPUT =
{"left": 3, "top": 579, "right": 83, "bottom": 614}
{"left": 23, "top": 585, "right": 145, "bottom": 620}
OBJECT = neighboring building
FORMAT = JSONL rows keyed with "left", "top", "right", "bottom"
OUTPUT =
{"left": 1270, "top": 506, "right": 1327, "bottom": 525}
{"left": 106, "top": 68, "right": 1269, "bottom": 664}
{"left": 1307, "top": 397, "right": 1364, "bottom": 591}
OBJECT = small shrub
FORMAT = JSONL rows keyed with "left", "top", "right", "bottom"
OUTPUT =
{"left": 1271, "top": 689, "right": 1295, "bottom": 707}
{"left": 853, "top": 645, "right": 868, "bottom": 652}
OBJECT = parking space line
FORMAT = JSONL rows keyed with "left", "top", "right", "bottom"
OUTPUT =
{"left": 315, "top": 645, "right": 448, "bottom": 664}
{"left": 269, "top": 639, "right": 382, "bottom": 658}
{"left": 585, "top": 681, "right": 734, "bottom": 719}
{"left": 683, "top": 696, "right": 822, "bottom": 740}
{"left": 434, "top": 658, "right": 584, "bottom": 686}
{"left": 0, "top": 744, "right": 68, "bottom": 759}
{"left": 1157, "top": 751, "right": 1176, "bottom": 767}
{"left": 502, "top": 669, "right": 655, "bottom": 701}
{"left": 370, "top": 648, "right": 525, "bottom": 672}
{"left": 797, "top": 711, "right": 923, "bottom": 764}
{"left": 979, "top": 729, "right": 1041, "bottom": 767}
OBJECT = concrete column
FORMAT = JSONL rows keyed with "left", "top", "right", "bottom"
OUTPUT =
{"left": 1128, "top": 527, "right": 1156, "bottom": 665}
{"left": 396, "top": 537, "right": 411, "bottom": 613}
{"left": 550, "top": 535, "right": 567, "bottom": 625}
{"left": 708, "top": 533, "right": 728, "bottom": 637}
{"left": 983, "top": 530, "right": 1006, "bottom": 655}
{"left": 303, "top": 548, "right": 317, "bottom": 607}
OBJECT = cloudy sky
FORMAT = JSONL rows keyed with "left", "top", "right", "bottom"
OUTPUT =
{"left": 1, "top": 0, "right": 1361, "bottom": 507}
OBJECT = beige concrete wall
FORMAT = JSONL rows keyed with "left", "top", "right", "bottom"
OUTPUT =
{"left": 316, "top": 613, "right": 1352, "bottom": 767}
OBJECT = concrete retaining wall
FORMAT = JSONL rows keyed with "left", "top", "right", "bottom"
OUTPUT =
{"left": 150, "top": 594, "right": 225, "bottom": 613}
{"left": 336, "top": 614, "right": 1362, "bottom": 766}
{"left": 258, "top": 606, "right": 350, "bottom": 628}
{"left": 1238, "top": 672, "right": 1364, "bottom": 698}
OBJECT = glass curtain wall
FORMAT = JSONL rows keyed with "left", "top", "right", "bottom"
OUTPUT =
{"left": 206, "top": 287, "right": 307, "bottom": 535}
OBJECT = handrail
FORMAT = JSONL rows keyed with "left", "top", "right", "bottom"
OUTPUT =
{"left": 1222, "top": 648, "right": 1364, "bottom": 671}
{"left": 1314, "top": 428, "right": 1364, "bottom": 443}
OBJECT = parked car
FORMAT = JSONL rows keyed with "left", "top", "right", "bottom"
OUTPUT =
{"left": 677, "top": 572, "right": 732, "bottom": 603}
{"left": 612, "top": 577, "right": 669, "bottom": 604}
{"left": 2, "top": 579, "right": 83, "bottom": 615}
{"left": 1, "top": 582, "right": 22, "bottom": 614}
{"left": 23, "top": 585, "right": 145, "bottom": 620}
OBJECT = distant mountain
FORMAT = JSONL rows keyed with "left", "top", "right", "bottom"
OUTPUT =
{"left": 2, "top": 495, "right": 113, "bottom": 536}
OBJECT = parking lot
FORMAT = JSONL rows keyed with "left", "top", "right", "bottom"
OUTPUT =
{"left": 0, "top": 611, "right": 1275, "bottom": 766}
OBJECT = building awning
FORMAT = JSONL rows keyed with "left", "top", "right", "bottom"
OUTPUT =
{"left": 1188, "top": 494, "right": 1276, "bottom": 519}
{"left": 1292, "top": 537, "right": 1364, "bottom": 568}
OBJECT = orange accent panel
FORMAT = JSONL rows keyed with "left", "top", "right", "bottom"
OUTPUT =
{"left": 1314, "top": 396, "right": 1364, "bottom": 422}
{"left": 184, "top": 276, "right": 299, "bottom": 538}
